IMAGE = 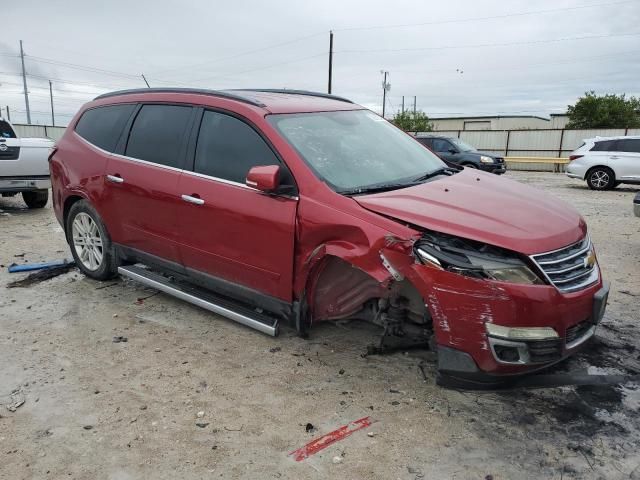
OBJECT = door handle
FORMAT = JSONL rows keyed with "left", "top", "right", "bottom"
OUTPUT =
{"left": 181, "top": 194, "right": 204, "bottom": 205}
{"left": 106, "top": 174, "right": 124, "bottom": 184}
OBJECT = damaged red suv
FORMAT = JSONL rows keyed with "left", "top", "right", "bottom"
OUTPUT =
{"left": 50, "top": 88, "right": 609, "bottom": 387}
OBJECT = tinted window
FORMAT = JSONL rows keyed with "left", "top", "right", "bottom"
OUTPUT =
{"left": 591, "top": 140, "right": 617, "bottom": 152}
{"left": 0, "top": 120, "right": 16, "bottom": 138}
{"left": 194, "top": 111, "right": 281, "bottom": 184}
{"left": 75, "top": 104, "right": 135, "bottom": 152}
{"left": 617, "top": 139, "right": 640, "bottom": 153}
{"left": 416, "top": 138, "right": 432, "bottom": 148}
{"left": 432, "top": 139, "right": 453, "bottom": 152}
{"left": 126, "top": 104, "right": 192, "bottom": 168}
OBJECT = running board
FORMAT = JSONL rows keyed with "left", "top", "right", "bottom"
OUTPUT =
{"left": 118, "top": 265, "right": 279, "bottom": 336}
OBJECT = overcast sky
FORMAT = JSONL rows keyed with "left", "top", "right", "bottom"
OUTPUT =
{"left": 1, "top": 0, "right": 639, "bottom": 125}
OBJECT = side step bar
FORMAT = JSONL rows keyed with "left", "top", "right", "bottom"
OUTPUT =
{"left": 118, "top": 265, "right": 279, "bottom": 336}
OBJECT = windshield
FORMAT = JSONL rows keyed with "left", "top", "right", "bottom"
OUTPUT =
{"left": 0, "top": 120, "right": 16, "bottom": 139}
{"left": 450, "top": 138, "right": 476, "bottom": 152}
{"left": 267, "top": 110, "right": 445, "bottom": 192}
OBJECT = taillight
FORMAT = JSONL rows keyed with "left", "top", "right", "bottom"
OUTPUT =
{"left": 569, "top": 154, "right": 583, "bottom": 161}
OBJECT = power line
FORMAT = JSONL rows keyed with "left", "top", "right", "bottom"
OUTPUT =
{"left": 336, "top": 32, "right": 640, "bottom": 55}
{"left": 334, "top": 0, "right": 637, "bottom": 32}
{"left": 150, "top": 31, "right": 326, "bottom": 77}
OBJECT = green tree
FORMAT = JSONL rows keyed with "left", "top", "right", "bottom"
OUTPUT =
{"left": 392, "top": 110, "right": 433, "bottom": 132}
{"left": 566, "top": 92, "right": 640, "bottom": 129}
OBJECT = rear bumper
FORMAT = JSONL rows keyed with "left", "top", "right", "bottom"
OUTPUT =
{"left": 0, "top": 177, "right": 51, "bottom": 192}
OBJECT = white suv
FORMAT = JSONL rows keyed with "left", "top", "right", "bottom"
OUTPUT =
{"left": 566, "top": 136, "right": 640, "bottom": 190}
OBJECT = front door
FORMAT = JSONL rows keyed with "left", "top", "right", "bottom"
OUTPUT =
{"left": 611, "top": 138, "right": 640, "bottom": 181}
{"left": 432, "top": 138, "right": 459, "bottom": 162}
{"left": 176, "top": 110, "right": 297, "bottom": 303}
{"left": 104, "top": 103, "right": 194, "bottom": 264}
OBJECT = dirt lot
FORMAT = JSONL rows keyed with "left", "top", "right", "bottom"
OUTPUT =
{"left": 1, "top": 171, "right": 639, "bottom": 480}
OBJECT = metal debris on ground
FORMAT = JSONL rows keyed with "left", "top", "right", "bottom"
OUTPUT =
{"left": 112, "top": 336, "right": 128, "bottom": 343}
{"left": 6, "top": 262, "right": 76, "bottom": 288}
{"left": 4, "top": 389, "right": 26, "bottom": 412}
{"left": 8, "top": 259, "right": 74, "bottom": 273}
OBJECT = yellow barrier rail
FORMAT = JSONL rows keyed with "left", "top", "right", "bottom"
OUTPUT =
{"left": 505, "top": 156, "right": 570, "bottom": 173}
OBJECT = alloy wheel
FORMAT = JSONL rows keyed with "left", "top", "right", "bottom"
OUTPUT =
{"left": 71, "top": 212, "right": 104, "bottom": 271}
{"left": 590, "top": 170, "right": 609, "bottom": 189}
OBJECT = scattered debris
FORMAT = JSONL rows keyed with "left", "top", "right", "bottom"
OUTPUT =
{"left": 112, "top": 336, "right": 128, "bottom": 343}
{"left": 139, "top": 405, "right": 147, "bottom": 411}
{"left": 6, "top": 263, "right": 76, "bottom": 288}
{"left": 269, "top": 346, "right": 281, "bottom": 353}
{"left": 197, "top": 411, "right": 205, "bottom": 418}
{"left": 305, "top": 423, "right": 315, "bottom": 433}
{"left": 338, "top": 369, "right": 345, "bottom": 375}
{"left": 95, "top": 282, "right": 119, "bottom": 290}
{"left": 289, "top": 416, "right": 372, "bottom": 462}
{"left": 196, "top": 422, "right": 210, "bottom": 428}
{"left": 619, "top": 290, "right": 638, "bottom": 297}
{"left": 5, "top": 389, "right": 25, "bottom": 412}
{"left": 332, "top": 455, "right": 343, "bottom": 464}
{"left": 135, "top": 291, "right": 160, "bottom": 304}
{"left": 83, "top": 425, "right": 93, "bottom": 430}
{"left": 8, "top": 259, "right": 74, "bottom": 273}
{"left": 367, "top": 432, "right": 375, "bottom": 437}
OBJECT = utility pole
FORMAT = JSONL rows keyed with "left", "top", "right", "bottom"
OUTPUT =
{"left": 327, "top": 31, "right": 334, "bottom": 94}
{"left": 19, "top": 40, "right": 31, "bottom": 124}
{"left": 6, "top": 106, "right": 10, "bottom": 122}
{"left": 49, "top": 80, "right": 55, "bottom": 126}
{"left": 413, "top": 96, "right": 417, "bottom": 116}
{"left": 381, "top": 71, "right": 390, "bottom": 118}
{"left": 401, "top": 96, "right": 405, "bottom": 114}
{"left": 141, "top": 74, "right": 150, "bottom": 88}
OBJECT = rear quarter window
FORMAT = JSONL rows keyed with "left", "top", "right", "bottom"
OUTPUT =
{"left": 75, "top": 104, "right": 136, "bottom": 152}
{"left": 0, "top": 120, "right": 16, "bottom": 138}
{"left": 590, "top": 140, "right": 617, "bottom": 152}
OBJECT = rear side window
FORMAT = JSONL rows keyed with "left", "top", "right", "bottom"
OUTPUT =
{"left": 432, "top": 138, "right": 452, "bottom": 152}
{"left": 194, "top": 110, "right": 281, "bottom": 184}
{"left": 591, "top": 140, "right": 617, "bottom": 152}
{"left": 617, "top": 139, "right": 640, "bottom": 153}
{"left": 125, "top": 104, "right": 193, "bottom": 168}
{"left": 75, "top": 104, "right": 135, "bottom": 152}
{"left": 0, "top": 120, "right": 16, "bottom": 138}
{"left": 416, "top": 138, "right": 433, "bottom": 148}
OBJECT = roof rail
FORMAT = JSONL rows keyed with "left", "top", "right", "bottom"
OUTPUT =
{"left": 93, "top": 88, "right": 267, "bottom": 107}
{"left": 229, "top": 89, "right": 354, "bottom": 104}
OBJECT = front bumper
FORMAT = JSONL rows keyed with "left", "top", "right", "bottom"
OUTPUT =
{"left": 407, "top": 261, "right": 607, "bottom": 380}
{"left": 480, "top": 163, "right": 506, "bottom": 175}
{"left": 0, "top": 177, "right": 51, "bottom": 193}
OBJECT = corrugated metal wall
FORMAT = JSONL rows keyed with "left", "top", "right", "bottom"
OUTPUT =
{"left": 424, "top": 128, "right": 640, "bottom": 171}
{"left": 13, "top": 124, "right": 67, "bottom": 142}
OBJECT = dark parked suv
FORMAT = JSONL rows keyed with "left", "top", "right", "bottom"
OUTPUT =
{"left": 416, "top": 135, "right": 506, "bottom": 174}
{"left": 49, "top": 88, "right": 607, "bottom": 387}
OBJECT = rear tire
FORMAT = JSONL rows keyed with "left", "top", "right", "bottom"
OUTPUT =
{"left": 586, "top": 167, "right": 615, "bottom": 190}
{"left": 66, "top": 200, "right": 119, "bottom": 280}
{"left": 22, "top": 189, "right": 49, "bottom": 209}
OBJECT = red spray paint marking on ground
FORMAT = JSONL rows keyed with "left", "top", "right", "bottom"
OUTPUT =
{"left": 289, "top": 416, "right": 372, "bottom": 461}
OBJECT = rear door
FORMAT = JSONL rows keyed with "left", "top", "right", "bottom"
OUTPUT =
{"left": 611, "top": 138, "right": 640, "bottom": 181}
{"left": 176, "top": 109, "right": 297, "bottom": 302}
{"left": 104, "top": 103, "right": 195, "bottom": 265}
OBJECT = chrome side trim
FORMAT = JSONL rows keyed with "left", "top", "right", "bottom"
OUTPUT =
{"left": 118, "top": 266, "right": 278, "bottom": 336}
{"left": 566, "top": 325, "right": 597, "bottom": 350}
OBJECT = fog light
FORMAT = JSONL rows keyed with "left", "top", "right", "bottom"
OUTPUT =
{"left": 493, "top": 344, "right": 521, "bottom": 362}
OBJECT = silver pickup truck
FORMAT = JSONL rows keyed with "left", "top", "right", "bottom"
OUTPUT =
{"left": 0, "top": 118, "right": 54, "bottom": 209}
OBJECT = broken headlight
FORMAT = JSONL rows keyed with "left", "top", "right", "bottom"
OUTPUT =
{"left": 415, "top": 231, "right": 544, "bottom": 285}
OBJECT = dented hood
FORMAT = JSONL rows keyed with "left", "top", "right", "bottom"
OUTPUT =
{"left": 355, "top": 170, "right": 586, "bottom": 255}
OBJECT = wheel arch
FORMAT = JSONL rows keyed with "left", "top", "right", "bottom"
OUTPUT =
{"left": 584, "top": 164, "right": 615, "bottom": 181}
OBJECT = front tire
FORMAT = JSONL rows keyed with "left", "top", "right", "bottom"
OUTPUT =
{"left": 586, "top": 167, "right": 615, "bottom": 190}
{"left": 22, "top": 189, "right": 49, "bottom": 209}
{"left": 66, "top": 200, "right": 118, "bottom": 280}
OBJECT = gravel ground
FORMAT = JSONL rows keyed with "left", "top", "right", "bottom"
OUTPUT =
{"left": 1, "top": 171, "right": 639, "bottom": 480}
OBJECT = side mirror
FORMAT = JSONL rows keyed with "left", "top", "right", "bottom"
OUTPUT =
{"left": 448, "top": 148, "right": 458, "bottom": 154}
{"left": 246, "top": 165, "right": 280, "bottom": 193}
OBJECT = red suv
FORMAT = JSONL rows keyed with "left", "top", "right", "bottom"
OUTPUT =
{"left": 50, "top": 88, "right": 609, "bottom": 387}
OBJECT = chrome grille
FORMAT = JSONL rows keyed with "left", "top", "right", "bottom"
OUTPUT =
{"left": 531, "top": 236, "right": 598, "bottom": 293}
